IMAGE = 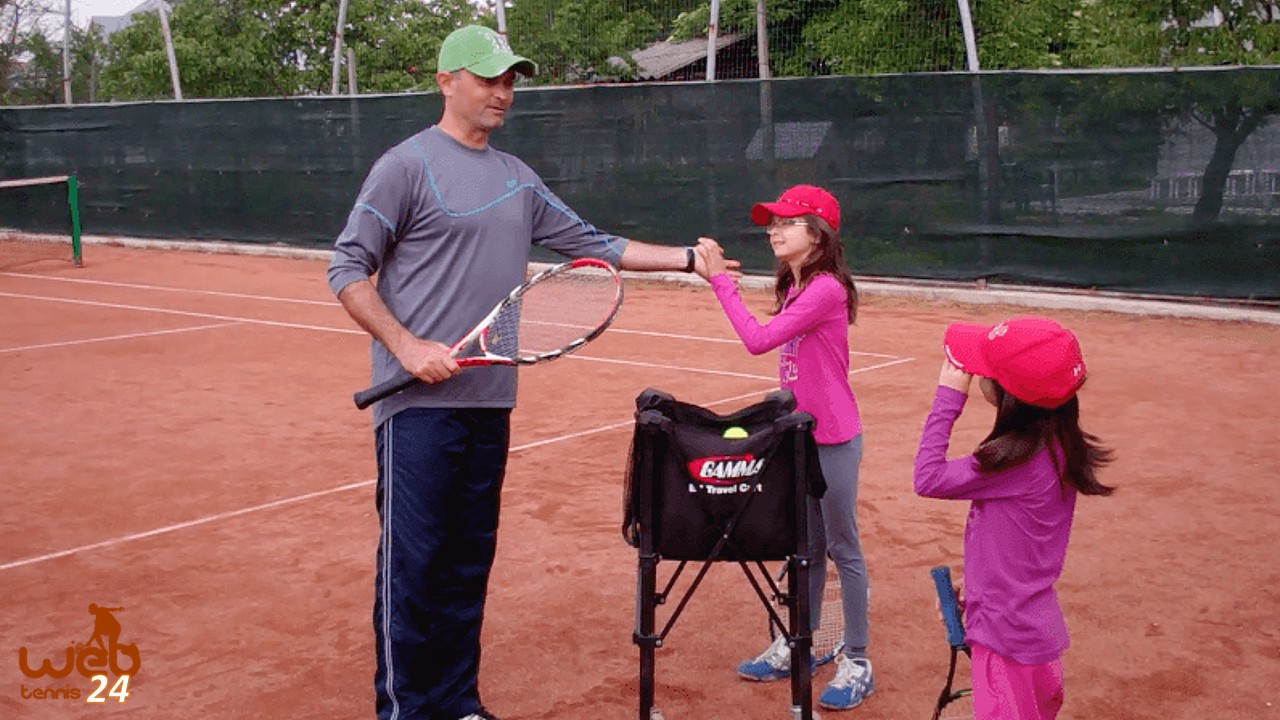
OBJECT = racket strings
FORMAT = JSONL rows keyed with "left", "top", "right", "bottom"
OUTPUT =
{"left": 508, "top": 267, "right": 620, "bottom": 357}
{"left": 812, "top": 575, "right": 844, "bottom": 660}
{"left": 485, "top": 299, "right": 523, "bottom": 358}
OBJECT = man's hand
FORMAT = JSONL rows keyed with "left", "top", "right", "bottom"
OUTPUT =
{"left": 393, "top": 338, "right": 461, "bottom": 384}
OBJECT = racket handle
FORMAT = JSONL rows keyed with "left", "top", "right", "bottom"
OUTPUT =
{"left": 353, "top": 373, "right": 419, "bottom": 410}
{"left": 930, "top": 566, "right": 967, "bottom": 649}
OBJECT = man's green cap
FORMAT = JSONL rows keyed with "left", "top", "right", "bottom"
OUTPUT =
{"left": 438, "top": 25, "right": 537, "bottom": 78}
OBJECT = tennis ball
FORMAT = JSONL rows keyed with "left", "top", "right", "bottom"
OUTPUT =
{"left": 722, "top": 426, "right": 749, "bottom": 439}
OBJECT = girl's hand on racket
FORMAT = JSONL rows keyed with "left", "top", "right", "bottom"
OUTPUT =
{"left": 938, "top": 358, "right": 973, "bottom": 394}
{"left": 395, "top": 338, "right": 461, "bottom": 385}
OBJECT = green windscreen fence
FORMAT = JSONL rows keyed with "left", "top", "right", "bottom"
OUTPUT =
{"left": 2, "top": 69, "right": 1278, "bottom": 300}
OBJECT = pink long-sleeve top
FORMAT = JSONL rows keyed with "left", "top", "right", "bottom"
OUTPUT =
{"left": 709, "top": 272, "right": 860, "bottom": 445}
{"left": 914, "top": 386, "right": 1077, "bottom": 664}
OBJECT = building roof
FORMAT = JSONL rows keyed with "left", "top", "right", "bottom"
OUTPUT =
{"left": 624, "top": 33, "right": 746, "bottom": 80}
{"left": 90, "top": 0, "right": 169, "bottom": 38}
{"left": 745, "top": 122, "right": 833, "bottom": 161}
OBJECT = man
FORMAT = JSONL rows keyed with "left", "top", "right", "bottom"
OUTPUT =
{"left": 327, "top": 25, "right": 735, "bottom": 720}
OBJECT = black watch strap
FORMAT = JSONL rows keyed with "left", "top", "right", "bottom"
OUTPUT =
{"left": 683, "top": 246, "right": 696, "bottom": 273}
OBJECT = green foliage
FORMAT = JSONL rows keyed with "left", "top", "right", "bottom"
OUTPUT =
{"left": 504, "top": 0, "right": 665, "bottom": 84}
{"left": 95, "top": 0, "right": 476, "bottom": 100}
{"left": 1163, "top": 1, "right": 1280, "bottom": 67}
{"left": 788, "top": 0, "right": 965, "bottom": 75}
{"left": 6, "top": 31, "right": 63, "bottom": 104}
{"left": 8, "top": 0, "right": 1280, "bottom": 104}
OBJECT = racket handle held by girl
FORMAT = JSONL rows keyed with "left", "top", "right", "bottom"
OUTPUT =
{"left": 931, "top": 566, "right": 967, "bottom": 650}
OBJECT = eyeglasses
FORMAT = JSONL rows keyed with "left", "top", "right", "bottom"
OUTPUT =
{"left": 767, "top": 218, "right": 811, "bottom": 231}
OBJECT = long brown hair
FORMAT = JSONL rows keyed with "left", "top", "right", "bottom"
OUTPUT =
{"left": 974, "top": 381, "right": 1115, "bottom": 496}
{"left": 770, "top": 216, "right": 858, "bottom": 324}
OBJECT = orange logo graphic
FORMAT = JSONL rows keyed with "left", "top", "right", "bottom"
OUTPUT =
{"left": 17, "top": 604, "right": 139, "bottom": 703}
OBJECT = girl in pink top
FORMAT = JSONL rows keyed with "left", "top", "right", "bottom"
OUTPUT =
{"left": 914, "top": 317, "right": 1115, "bottom": 719}
{"left": 694, "top": 185, "right": 874, "bottom": 711}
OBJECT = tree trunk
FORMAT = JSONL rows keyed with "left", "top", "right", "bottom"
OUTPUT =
{"left": 1192, "top": 102, "right": 1263, "bottom": 225}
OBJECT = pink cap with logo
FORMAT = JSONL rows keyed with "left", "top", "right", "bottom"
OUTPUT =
{"left": 751, "top": 185, "right": 841, "bottom": 233}
{"left": 943, "top": 317, "right": 1087, "bottom": 409}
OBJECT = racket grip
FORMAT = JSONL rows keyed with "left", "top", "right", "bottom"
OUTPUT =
{"left": 930, "top": 566, "right": 967, "bottom": 649}
{"left": 353, "top": 373, "right": 419, "bottom": 410}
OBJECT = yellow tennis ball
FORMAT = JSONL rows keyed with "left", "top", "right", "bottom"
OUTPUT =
{"left": 722, "top": 426, "right": 749, "bottom": 439}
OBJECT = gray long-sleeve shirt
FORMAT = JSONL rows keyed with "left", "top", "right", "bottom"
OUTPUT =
{"left": 328, "top": 126, "right": 628, "bottom": 426}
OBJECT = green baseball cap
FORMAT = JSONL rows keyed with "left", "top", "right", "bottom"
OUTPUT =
{"left": 438, "top": 25, "right": 537, "bottom": 78}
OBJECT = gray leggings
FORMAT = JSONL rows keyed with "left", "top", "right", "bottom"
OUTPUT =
{"left": 809, "top": 434, "right": 869, "bottom": 658}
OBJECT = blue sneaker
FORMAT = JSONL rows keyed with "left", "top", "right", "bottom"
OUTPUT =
{"left": 737, "top": 635, "right": 825, "bottom": 681}
{"left": 818, "top": 656, "right": 873, "bottom": 710}
{"left": 737, "top": 635, "right": 791, "bottom": 681}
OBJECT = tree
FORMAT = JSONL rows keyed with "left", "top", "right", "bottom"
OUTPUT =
{"left": 96, "top": 0, "right": 477, "bottom": 100}
{"left": 503, "top": 0, "right": 667, "bottom": 84}
{"left": 332, "top": 0, "right": 476, "bottom": 94}
{"left": 1075, "top": 1, "right": 1280, "bottom": 223}
{"left": 1, "top": 0, "right": 60, "bottom": 103}
{"left": 1163, "top": 0, "right": 1280, "bottom": 67}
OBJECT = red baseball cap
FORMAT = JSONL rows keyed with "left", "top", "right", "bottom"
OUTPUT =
{"left": 751, "top": 185, "right": 841, "bottom": 233}
{"left": 943, "top": 317, "right": 1087, "bottom": 409}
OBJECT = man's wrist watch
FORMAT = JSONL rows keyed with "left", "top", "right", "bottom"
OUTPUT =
{"left": 683, "top": 246, "right": 696, "bottom": 273}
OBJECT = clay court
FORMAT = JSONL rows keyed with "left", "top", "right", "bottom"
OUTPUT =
{"left": 1, "top": 239, "right": 1277, "bottom": 720}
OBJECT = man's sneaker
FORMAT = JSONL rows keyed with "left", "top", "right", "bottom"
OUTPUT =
{"left": 818, "top": 656, "right": 874, "bottom": 710}
{"left": 458, "top": 710, "right": 500, "bottom": 720}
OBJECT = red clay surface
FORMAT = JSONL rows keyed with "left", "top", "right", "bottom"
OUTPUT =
{"left": 1, "top": 240, "right": 1277, "bottom": 720}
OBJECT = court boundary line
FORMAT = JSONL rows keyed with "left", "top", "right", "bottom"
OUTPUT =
{"left": 0, "top": 321, "right": 241, "bottom": 354}
{"left": 0, "top": 270, "right": 338, "bottom": 306}
{"left": 0, "top": 357, "right": 914, "bottom": 573}
{"left": 1, "top": 269, "right": 901, "bottom": 355}
{"left": 5, "top": 231, "right": 1273, "bottom": 324}
{"left": 0, "top": 285, "right": 899, "bottom": 361}
{"left": 0, "top": 290, "right": 360, "bottom": 334}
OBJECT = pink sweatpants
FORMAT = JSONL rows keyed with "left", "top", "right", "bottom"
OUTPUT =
{"left": 970, "top": 641, "right": 1065, "bottom": 720}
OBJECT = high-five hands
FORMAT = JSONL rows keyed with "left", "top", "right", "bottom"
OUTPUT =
{"left": 693, "top": 237, "right": 742, "bottom": 282}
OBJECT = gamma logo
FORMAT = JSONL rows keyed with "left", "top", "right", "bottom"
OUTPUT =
{"left": 687, "top": 454, "right": 766, "bottom": 495}
{"left": 17, "top": 603, "right": 140, "bottom": 704}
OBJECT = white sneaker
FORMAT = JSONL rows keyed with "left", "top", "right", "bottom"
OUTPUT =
{"left": 736, "top": 635, "right": 791, "bottom": 681}
{"left": 818, "top": 656, "right": 874, "bottom": 710}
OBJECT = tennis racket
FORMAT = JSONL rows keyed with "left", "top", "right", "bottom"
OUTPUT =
{"left": 930, "top": 566, "right": 973, "bottom": 720}
{"left": 769, "top": 565, "right": 845, "bottom": 666}
{"left": 353, "top": 257, "right": 623, "bottom": 410}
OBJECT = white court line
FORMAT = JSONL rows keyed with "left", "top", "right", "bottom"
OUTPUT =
{"left": 0, "top": 357, "right": 915, "bottom": 573}
{"left": 571, "top": 354, "right": 775, "bottom": 381}
{"left": 0, "top": 290, "right": 361, "bottom": 334}
{"left": 0, "top": 276, "right": 916, "bottom": 570}
{"left": 0, "top": 290, "right": 897, "bottom": 372}
{"left": 0, "top": 322, "right": 240, "bottom": 354}
{"left": 512, "top": 356, "right": 916, "bottom": 450}
{"left": 0, "top": 274, "right": 897, "bottom": 356}
{"left": 0, "top": 271, "right": 338, "bottom": 306}
{"left": 601, "top": 326, "right": 900, "bottom": 357}
{"left": 0, "top": 481, "right": 372, "bottom": 572}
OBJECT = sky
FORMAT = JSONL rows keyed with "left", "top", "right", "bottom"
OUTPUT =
{"left": 70, "top": 0, "right": 150, "bottom": 27}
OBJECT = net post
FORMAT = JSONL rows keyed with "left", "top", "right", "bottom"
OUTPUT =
{"left": 66, "top": 175, "right": 83, "bottom": 267}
